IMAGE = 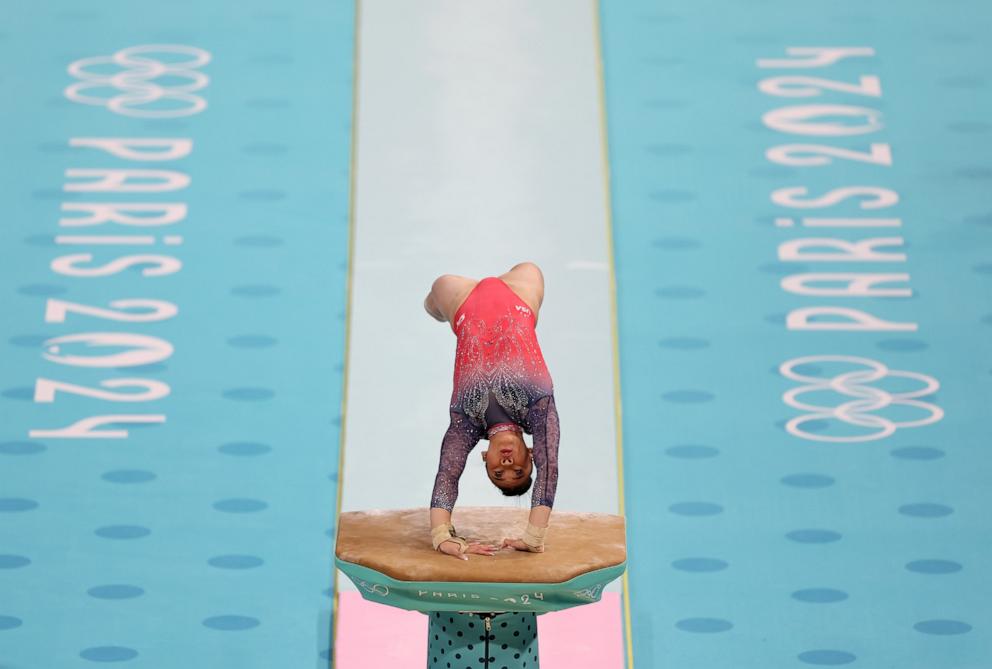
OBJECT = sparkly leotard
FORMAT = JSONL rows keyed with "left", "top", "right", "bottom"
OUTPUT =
{"left": 430, "top": 277, "right": 560, "bottom": 512}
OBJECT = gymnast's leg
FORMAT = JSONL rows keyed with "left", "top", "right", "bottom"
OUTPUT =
{"left": 424, "top": 273, "right": 476, "bottom": 324}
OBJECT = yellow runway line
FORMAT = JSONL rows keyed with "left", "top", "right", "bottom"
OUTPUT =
{"left": 592, "top": 0, "right": 634, "bottom": 667}
{"left": 331, "top": 0, "right": 362, "bottom": 662}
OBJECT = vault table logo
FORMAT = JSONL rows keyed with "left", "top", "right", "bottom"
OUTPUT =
{"left": 64, "top": 44, "right": 211, "bottom": 117}
{"left": 780, "top": 355, "right": 944, "bottom": 443}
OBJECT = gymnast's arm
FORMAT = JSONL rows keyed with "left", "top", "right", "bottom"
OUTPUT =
{"left": 503, "top": 395, "right": 559, "bottom": 551}
{"left": 429, "top": 412, "right": 497, "bottom": 559}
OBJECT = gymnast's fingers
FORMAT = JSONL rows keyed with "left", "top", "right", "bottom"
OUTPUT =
{"left": 467, "top": 542, "right": 497, "bottom": 556}
{"left": 502, "top": 537, "right": 543, "bottom": 552}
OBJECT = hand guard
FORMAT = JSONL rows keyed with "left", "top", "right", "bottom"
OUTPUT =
{"left": 521, "top": 522, "right": 548, "bottom": 551}
{"left": 431, "top": 523, "right": 469, "bottom": 554}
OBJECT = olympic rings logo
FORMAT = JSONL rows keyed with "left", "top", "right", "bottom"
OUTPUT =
{"left": 780, "top": 355, "right": 944, "bottom": 443}
{"left": 64, "top": 44, "right": 211, "bottom": 118}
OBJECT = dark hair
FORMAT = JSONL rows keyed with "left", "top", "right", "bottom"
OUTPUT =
{"left": 498, "top": 475, "right": 533, "bottom": 497}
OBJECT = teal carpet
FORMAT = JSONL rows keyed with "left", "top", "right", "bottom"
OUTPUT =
{"left": 600, "top": 0, "right": 991, "bottom": 667}
{"left": 0, "top": 2, "right": 354, "bottom": 666}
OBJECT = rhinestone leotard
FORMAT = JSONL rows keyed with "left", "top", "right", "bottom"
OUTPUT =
{"left": 430, "top": 277, "right": 560, "bottom": 512}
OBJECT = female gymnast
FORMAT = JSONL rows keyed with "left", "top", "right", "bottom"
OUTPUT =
{"left": 423, "top": 262, "right": 560, "bottom": 560}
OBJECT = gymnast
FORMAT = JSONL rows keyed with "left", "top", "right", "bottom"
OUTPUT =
{"left": 423, "top": 262, "right": 560, "bottom": 560}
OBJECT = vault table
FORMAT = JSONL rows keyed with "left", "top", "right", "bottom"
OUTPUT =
{"left": 335, "top": 507, "right": 627, "bottom": 668}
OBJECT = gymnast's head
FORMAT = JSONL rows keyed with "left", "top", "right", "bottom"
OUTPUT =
{"left": 481, "top": 428, "right": 533, "bottom": 497}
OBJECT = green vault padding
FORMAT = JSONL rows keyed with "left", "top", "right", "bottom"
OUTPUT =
{"left": 335, "top": 507, "right": 626, "bottom": 667}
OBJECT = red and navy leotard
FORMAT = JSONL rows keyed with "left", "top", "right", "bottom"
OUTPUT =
{"left": 430, "top": 277, "right": 560, "bottom": 512}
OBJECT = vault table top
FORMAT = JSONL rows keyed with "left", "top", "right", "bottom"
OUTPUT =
{"left": 335, "top": 506, "right": 626, "bottom": 584}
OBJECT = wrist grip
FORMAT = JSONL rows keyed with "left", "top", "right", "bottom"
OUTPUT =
{"left": 522, "top": 522, "right": 548, "bottom": 551}
{"left": 431, "top": 523, "right": 468, "bottom": 553}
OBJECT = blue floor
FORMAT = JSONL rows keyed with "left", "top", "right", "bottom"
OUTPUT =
{"left": 0, "top": 2, "right": 354, "bottom": 666}
{"left": 600, "top": 0, "right": 990, "bottom": 667}
{"left": 4, "top": 1, "right": 992, "bottom": 667}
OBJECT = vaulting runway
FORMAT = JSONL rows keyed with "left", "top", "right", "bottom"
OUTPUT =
{"left": 1, "top": 0, "right": 989, "bottom": 667}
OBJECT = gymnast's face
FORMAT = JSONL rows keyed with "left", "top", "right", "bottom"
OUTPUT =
{"left": 481, "top": 431, "right": 533, "bottom": 489}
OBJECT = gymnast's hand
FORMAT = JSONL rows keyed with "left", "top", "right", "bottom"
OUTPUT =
{"left": 500, "top": 538, "right": 544, "bottom": 553}
{"left": 438, "top": 539, "right": 499, "bottom": 560}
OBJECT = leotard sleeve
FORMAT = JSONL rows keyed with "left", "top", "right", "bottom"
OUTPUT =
{"left": 430, "top": 411, "right": 484, "bottom": 512}
{"left": 527, "top": 394, "right": 560, "bottom": 508}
